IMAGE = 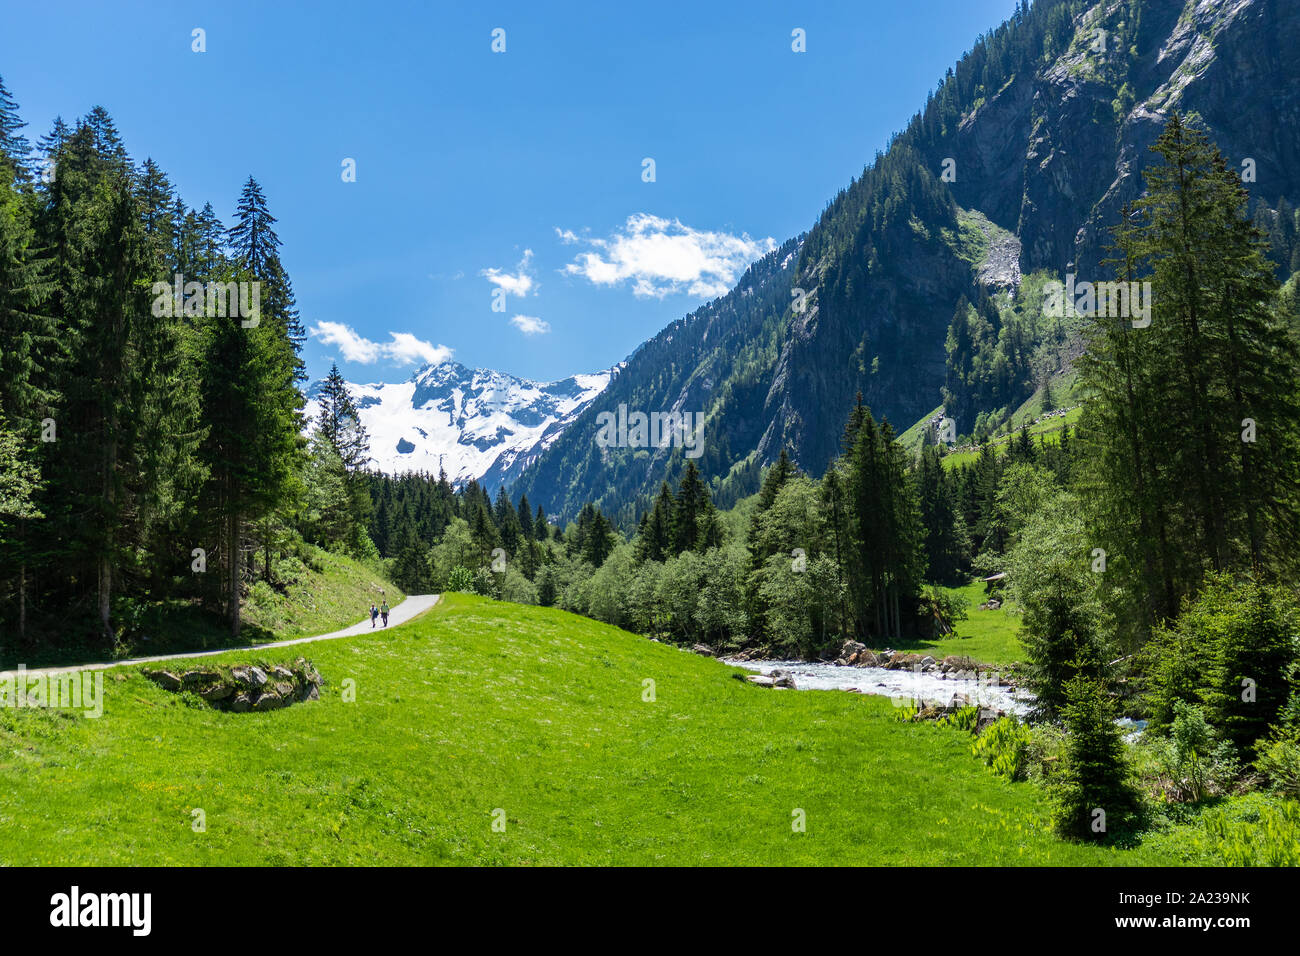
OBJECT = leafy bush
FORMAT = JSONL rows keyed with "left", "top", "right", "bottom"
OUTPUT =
{"left": 1005, "top": 491, "right": 1111, "bottom": 719}
{"left": 973, "top": 715, "right": 1033, "bottom": 780}
{"left": 1256, "top": 729, "right": 1300, "bottom": 798}
{"left": 1139, "top": 701, "right": 1239, "bottom": 802}
{"left": 445, "top": 565, "right": 475, "bottom": 593}
{"left": 1199, "top": 798, "right": 1300, "bottom": 866}
{"left": 923, "top": 586, "right": 968, "bottom": 634}
{"left": 1022, "top": 722, "right": 1065, "bottom": 782}
{"left": 1256, "top": 694, "right": 1300, "bottom": 798}
{"left": 499, "top": 567, "right": 539, "bottom": 606}
{"left": 893, "top": 701, "right": 918, "bottom": 723}
{"left": 471, "top": 567, "right": 497, "bottom": 597}
{"left": 936, "top": 704, "right": 980, "bottom": 733}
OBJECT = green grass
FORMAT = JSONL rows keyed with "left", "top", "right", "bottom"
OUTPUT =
{"left": 1001, "top": 369, "right": 1083, "bottom": 432}
{"left": 897, "top": 404, "right": 945, "bottom": 454}
{"left": 941, "top": 405, "right": 1084, "bottom": 471}
{"left": 949, "top": 210, "right": 993, "bottom": 266}
{"left": 240, "top": 547, "right": 402, "bottom": 640}
{"left": 896, "top": 371, "right": 1084, "bottom": 468}
{"left": 0, "top": 593, "right": 1196, "bottom": 865}
{"left": 866, "top": 579, "right": 1025, "bottom": 667}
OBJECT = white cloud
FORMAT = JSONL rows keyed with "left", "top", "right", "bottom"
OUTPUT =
{"left": 384, "top": 331, "right": 453, "bottom": 365}
{"left": 481, "top": 249, "right": 537, "bottom": 297}
{"left": 560, "top": 214, "right": 775, "bottom": 299}
{"left": 311, "top": 321, "right": 452, "bottom": 366}
{"left": 510, "top": 314, "right": 551, "bottom": 336}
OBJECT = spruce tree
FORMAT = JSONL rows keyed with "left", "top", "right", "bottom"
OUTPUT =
{"left": 1079, "top": 114, "right": 1300, "bottom": 633}
{"left": 1051, "top": 676, "right": 1143, "bottom": 841}
{"left": 0, "top": 75, "right": 31, "bottom": 178}
{"left": 34, "top": 116, "right": 69, "bottom": 170}
{"left": 316, "top": 362, "right": 370, "bottom": 472}
{"left": 36, "top": 121, "right": 156, "bottom": 641}
{"left": 0, "top": 160, "right": 54, "bottom": 641}
{"left": 672, "top": 460, "right": 714, "bottom": 554}
{"left": 228, "top": 177, "right": 280, "bottom": 275}
{"left": 635, "top": 482, "right": 674, "bottom": 563}
{"left": 518, "top": 493, "right": 534, "bottom": 540}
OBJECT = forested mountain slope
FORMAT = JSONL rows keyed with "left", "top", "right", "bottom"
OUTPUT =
{"left": 516, "top": 0, "right": 1300, "bottom": 524}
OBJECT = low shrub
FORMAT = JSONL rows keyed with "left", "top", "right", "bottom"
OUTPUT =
{"left": 1256, "top": 726, "right": 1300, "bottom": 799}
{"left": 1199, "top": 798, "right": 1300, "bottom": 866}
{"left": 973, "top": 714, "right": 1033, "bottom": 780}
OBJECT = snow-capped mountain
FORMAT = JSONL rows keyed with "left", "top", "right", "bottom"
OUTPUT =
{"left": 305, "top": 360, "right": 617, "bottom": 489}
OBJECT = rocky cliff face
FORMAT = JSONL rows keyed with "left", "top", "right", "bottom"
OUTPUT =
{"left": 763, "top": 208, "right": 981, "bottom": 471}
{"left": 944, "top": 0, "right": 1300, "bottom": 273}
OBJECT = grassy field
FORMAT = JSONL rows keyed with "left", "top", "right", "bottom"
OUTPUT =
{"left": 0, "top": 593, "right": 1207, "bottom": 866}
{"left": 864, "top": 579, "right": 1024, "bottom": 666}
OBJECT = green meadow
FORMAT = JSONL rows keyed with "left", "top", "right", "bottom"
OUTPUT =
{"left": 0, "top": 593, "right": 1210, "bottom": 866}
{"left": 866, "top": 579, "right": 1025, "bottom": 666}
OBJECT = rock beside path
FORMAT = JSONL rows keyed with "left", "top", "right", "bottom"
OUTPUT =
{"left": 145, "top": 656, "right": 324, "bottom": 713}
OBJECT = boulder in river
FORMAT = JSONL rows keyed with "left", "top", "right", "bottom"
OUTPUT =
{"left": 836, "top": 640, "right": 867, "bottom": 664}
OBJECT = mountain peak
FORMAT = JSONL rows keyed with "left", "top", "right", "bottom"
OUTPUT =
{"left": 306, "top": 360, "right": 616, "bottom": 487}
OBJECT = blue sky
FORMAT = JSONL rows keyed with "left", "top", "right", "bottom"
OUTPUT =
{"left": 1, "top": 0, "right": 1020, "bottom": 386}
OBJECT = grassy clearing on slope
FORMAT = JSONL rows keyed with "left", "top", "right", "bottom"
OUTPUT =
{"left": 941, "top": 405, "right": 1084, "bottom": 470}
{"left": 1001, "top": 370, "right": 1083, "bottom": 432}
{"left": 240, "top": 548, "right": 402, "bottom": 640}
{"left": 0, "top": 594, "right": 1186, "bottom": 866}
{"left": 897, "top": 405, "right": 945, "bottom": 453}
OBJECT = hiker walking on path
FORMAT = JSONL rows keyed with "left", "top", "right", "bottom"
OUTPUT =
{"left": 369, "top": 603, "right": 379, "bottom": 628}
{"left": 380, "top": 601, "right": 390, "bottom": 627}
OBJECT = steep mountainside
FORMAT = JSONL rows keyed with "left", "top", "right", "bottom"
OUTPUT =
{"left": 511, "top": 236, "right": 805, "bottom": 526}
{"left": 517, "top": 0, "right": 1300, "bottom": 523}
{"left": 305, "top": 361, "right": 614, "bottom": 488}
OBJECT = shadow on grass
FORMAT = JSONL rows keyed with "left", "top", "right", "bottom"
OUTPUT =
{"left": 1, "top": 600, "right": 281, "bottom": 670}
